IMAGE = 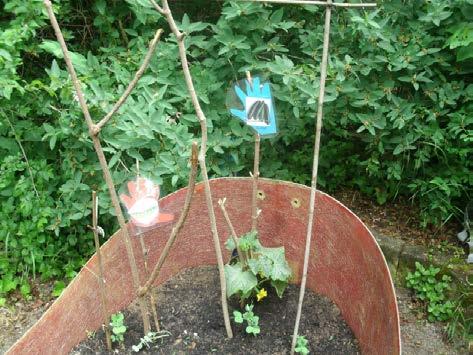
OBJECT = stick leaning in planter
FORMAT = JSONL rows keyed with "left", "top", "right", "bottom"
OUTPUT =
{"left": 44, "top": 0, "right": 164, "bottom": 335}
{"left": 91, "top": 191, "right": 112, "bottom": 351}
{"left": 150, "top": 0, "right": 233, "bottom": 338}
{"left": 246, "top": 71, "right": 261, "bottom": 233}
{"left": 290, "top": 3, "right": 332, "bottom": 355}
{"left": 135, "top": 160, "right": 161, "bottom": 332}
{"left": 139, "top": 142, "right": 198, "bottom": 295}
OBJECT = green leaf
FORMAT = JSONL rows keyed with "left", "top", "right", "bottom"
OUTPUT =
{"left": 271, "top": 279, "right": 288, "bottom": 298}
{"left": 224, "top": 263, "right": 257, "bottom": 298}
{"left": 52, "top": 280, "right": 66, "bottom": 297}
{"left": 233, "top": 310, "right": 243, "bottom": 323}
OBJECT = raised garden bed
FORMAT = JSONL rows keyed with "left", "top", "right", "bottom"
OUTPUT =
{"left": 7, "top": 178, "right": 400, "bottom": 354}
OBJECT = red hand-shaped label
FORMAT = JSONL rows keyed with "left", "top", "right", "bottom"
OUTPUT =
{"left": 120, "top": 178, "right": 173, "bottom": 228}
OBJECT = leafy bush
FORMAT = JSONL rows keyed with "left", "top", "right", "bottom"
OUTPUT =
{"left": 1, "top": 0, "right": 472, "bottom": 296}
{"left": 406, "top": 262, "right": 455, "bottom": 322}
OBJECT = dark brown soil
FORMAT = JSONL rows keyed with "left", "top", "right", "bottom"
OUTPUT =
{"left": 72, "top": 266, "right": 360, "bottom": 354}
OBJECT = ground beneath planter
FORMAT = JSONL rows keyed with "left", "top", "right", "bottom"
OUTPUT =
{"left": 72, "top": 266, "right": 359, "bottom": 354}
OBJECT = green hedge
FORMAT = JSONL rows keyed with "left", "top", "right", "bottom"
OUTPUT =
{"left": 1, "top": 0, "right": 472, "bottom": 297}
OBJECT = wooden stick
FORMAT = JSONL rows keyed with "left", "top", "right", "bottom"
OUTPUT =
{"left": 243, "top": 0, "right": 377, "bottom": 7}
{"left": 91, "top": 191, "right": 112, "bottom": 351}
{"left": 135, "top": 160, "right": 160, "bottom": 332}
{"left": 157, "top": 0, "right": 233, "bottom": 338}
{"left": 246, "top": 71, "right": 261, "bottom": 233}
{"left": 94, "top": 29, "right": 163, "bottom": 134}
{"left": 218, "top": 198, "right": 245, "bottom": 264}
{"left": 139, "top": 142, "right": 199, "bottom": 295}
{"left": 43, "top": 0, "right": 151, "bottom": 335}
{"left": 138, "top": 236, "right": 161, "bottom": 332}
{"left": 290, "top": 2, "right": 332, "bottom": 354}
{"left": 251, "top": 134, "right": 261, "bottom": 231}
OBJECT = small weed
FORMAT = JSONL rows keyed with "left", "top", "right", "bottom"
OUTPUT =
{"left": 294, "top": 335, "right": 310, "bottom": 354}
{"left": 110, "top": 312, "right": 127, "bottom": 344}
{"left": 406, "top": 262, "right": 455, "bottom": 321}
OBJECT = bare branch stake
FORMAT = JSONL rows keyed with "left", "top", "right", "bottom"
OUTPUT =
{"left": 245, "top": 71, "right": 261, "bottom": 233}
{"left": 218, "top": 198, "right": 246, "bottom": 264}
{"left": 94, "top": 29, "right": 164, "bottom": 133}
{"left": 138, "top": 236, "right": 161, "bottom": 332}
{"left": 43, "top": 0, "right": 152, "bottom": 334}
{"left": 242, "top": 0, "right": 377, "bottom": 7}
{"left": 158, "top": 0, "right": 233, "bottom": 338}
{"left": 290, "top": 3, "right": 333, "bottom": 355}
{"left": 139, "top": 142, "right": 199, "bottom": 295}
{"left": 91, "top": 191, "right": 112, "bottom": 351}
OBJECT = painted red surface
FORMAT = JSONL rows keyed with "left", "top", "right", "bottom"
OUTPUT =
{"left": 7, "top": 178, "right": 400, "bottom": 354}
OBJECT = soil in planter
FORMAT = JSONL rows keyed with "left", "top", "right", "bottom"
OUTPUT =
{"left": 72, "top": 266, "right": 360, "bottom": 354}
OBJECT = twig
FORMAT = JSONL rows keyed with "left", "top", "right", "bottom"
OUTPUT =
{"left": 218, "top": 198, "right": 246, "bottom": 264}
{"left": 135, "top": 160, "right": 160, "bottom": 332}
{"left": 94, "top": 29, "right": 163, "bottom": 134}
{"left": 246, "top": 71, "right": 261, "bottom": 232}
{"left": 157, "top": 0, "right": 233, "bottom": 338}
{"left": 139, "top": 141, "right": 199, "bottom": 295}
{"left": 290, "top": 2, "right": 332, "bottom": 354}
{"left": 91, "top": 191, "right": 112, "bottom": 351}
{"left": 4, "top": 115, "right": 39, "bottom": 198}
{"left": 43, "top": 0, "right": 151, "bottom": 335}
{"left": 242, "top": 0, "right": 377, "bottom": 7}
{"left": 138, "top": 236, "right": 161, "bottom": 332}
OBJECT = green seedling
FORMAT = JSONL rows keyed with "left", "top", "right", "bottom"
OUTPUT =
{"left": 294, "top": 335, "right": 310, "bottom": 354}
{"left": 233, "top": 304, "right": 260, "bottom": 336}
{"left": 110, "top": 312, "right": 127, "bottom": 344}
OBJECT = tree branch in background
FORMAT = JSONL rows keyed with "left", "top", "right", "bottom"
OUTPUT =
{"left": 4, "top": 115, "right": 39, "bottom": 198}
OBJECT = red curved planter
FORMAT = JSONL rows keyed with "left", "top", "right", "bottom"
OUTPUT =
{"left": 7, "top": 178, "right": 400, "bottom": 354}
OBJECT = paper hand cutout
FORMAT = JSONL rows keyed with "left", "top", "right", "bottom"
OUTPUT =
{"left": 230, "top": 76, "right": 277, "bottom": 136}
{"left": 120, "top": 177, "right": 174, "bottom": 228}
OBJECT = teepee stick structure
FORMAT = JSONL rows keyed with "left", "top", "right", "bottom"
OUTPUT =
{"left": 150, "top": 0, "right": 233, "bottom": 338}
{"left": 44, "top": 0, "right": 165, "bottom": 335}
{"left": 90, "top": 191, "right": 112, "bottom": 351}
{"left": 243, "top": 1, "right": 376, "bottom": 354}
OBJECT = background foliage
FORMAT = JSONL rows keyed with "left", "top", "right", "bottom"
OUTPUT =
{"left": 1, "top": 0, "right": 472, "bottom": 297}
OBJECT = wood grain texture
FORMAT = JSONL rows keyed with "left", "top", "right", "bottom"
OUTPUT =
{"left": 7, "top": 178, "right": 400, "bottom": 355}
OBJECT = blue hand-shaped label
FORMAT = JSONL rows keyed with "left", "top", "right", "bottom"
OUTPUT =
{"left": 229, "top": 76, "right": 277, "bottom": 136}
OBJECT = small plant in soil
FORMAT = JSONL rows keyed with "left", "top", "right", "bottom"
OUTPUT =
{"left": 406, "top": 262, "right": 455, "bottom": 321}
{"left": 294, "top": 335, "right": 310, "bottom": 354}
{"left": 110, "top": 312, "right": 127, "bottom": 344}
{"left": 224, "top": 230, "right": 292, "bottom": 305}
{"left": 131, "top": 331, "right": 171, "bottom": 352}
{"left": 233, "top": 304, "right": 260, "bottom": 336}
